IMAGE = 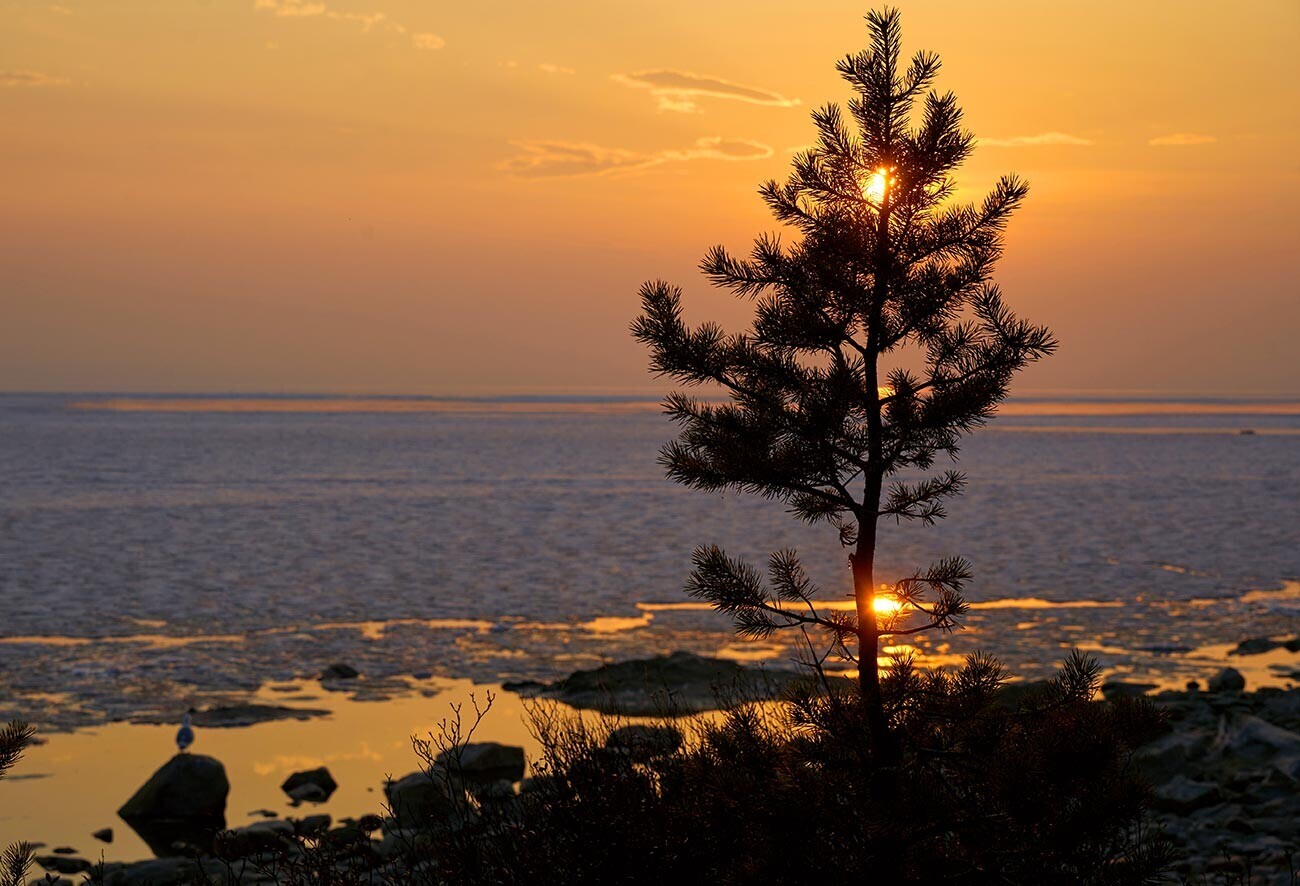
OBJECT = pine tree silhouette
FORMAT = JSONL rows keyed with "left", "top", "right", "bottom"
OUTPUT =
{"left": 633, "top": 7, "right": 1055, "bottom": 759}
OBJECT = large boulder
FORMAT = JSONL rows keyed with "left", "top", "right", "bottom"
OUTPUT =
{"left": 385, "top": 771, "right": 461, "bottom": 827}
{"left": 117, "top": 754, "right": 228, "bottom": 856}
{"left": 1213, "top": 713, "right": 1300, "bottom": 780}
{"left": 1208, "top": 667, "right": 1246, "bottom": 693}
{"left": 282, "top": 766, "right": 338, "bottom": 802}
{"left": 118, "top": 753, "right": 228, "bottom": 825}
{"left": 435, "top": 742, "right": 526, "bottom": 781}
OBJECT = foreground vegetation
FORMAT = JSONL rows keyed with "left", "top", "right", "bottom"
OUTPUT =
{"left": 431, "top": 653, "right": 1170, "bottom": 885}
{"left": 13, "top": 652, "right": 1165, "bottom": 885}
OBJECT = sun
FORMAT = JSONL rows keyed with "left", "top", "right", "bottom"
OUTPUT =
{"left": 862, "top": 167, "right": 890, "bottom": 204}
{"left": 873, "top": 594, "right": 903, "bottom": 615}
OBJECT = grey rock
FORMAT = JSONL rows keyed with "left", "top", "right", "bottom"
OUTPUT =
{"left": 118, "top": 753, "right": 229, "bottom": 826}
{"left": 1153, "top": 775, "right": 1221, "bottom": 813}
{"left": 385, "top": 771, "right": 460, "bottom": 827}
{"left": 101, "top": 857, "right": 214, "bottom": 886}
{"left": 605, "top": 724, "right": 684, "bottom": 761}
{"left": 1213, "top": 713, "right": 1300, "bottom": 780}
{"left": 286, "top": 782, "right": 328, "bottom": 803}
{"left": 281, "top": 766, "right": 338, "bottom": 802}
{"left": 1230, "top": 638, "right": 1282, "bottom": 656}
{"left": 436, "top": 742, "right": 526, "bottom": 781}
{"left": 35, "top": 856, "right": 93, "bottom": 875}
{"left": 321, "top": 662, "right": 359, "bottom": 680}
{"left": 1134, "top": 729, "right": 1213, "bottom": 784}
{"left": 292, "top": 813, "right": 332, "bottom": 835}
{"left": 92, "top": 827, "right": 113, "bottom": 843}
{"left": 1208, "top": 667, "right": 1246, "bottom": 693}
{"left": 1099, "top": 681, "right": 1157, "bottom": 699}
{"left": 542, "top": 651, "right": 833, "bottom": 715}
{"left": 468, "top": 779, "right": 517, "bottom": 802}
{"left": 518, "top": 775, "right": 560, "bottom": 795}
{"left": 216, "top": 819, "right": 293, "bottom": 856}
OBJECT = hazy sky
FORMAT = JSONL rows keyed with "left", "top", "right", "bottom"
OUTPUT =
{"left": 2, "top": 0, "right": 1297, "bottom": 396}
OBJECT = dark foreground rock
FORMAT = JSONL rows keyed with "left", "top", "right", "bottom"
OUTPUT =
{"left": 606, "top": 724, "right": 684, "bottom": 761}
{"left": 385, "top": 771, "right": 461, "bottom": 828}
{"left": 118, "top": 753, "right": 229, "bottom": 855}
{"left": 1207, "top": 666, "right": 1246, "bottom": 693}
{"left": 119, "top": 754, "right": 228, "bottom": 823}
{"left": 1141, "top": 682, "right": 1300, "bottom": 884}
{"left": 36, "top": 855, "right": 93, "bottom": 875}
{"left": 538, "top": 650, "right": 836, "bottom": 715}
{"left": 434, "top": 742, "right": 526, "bottom": 781}
{"left": 100, "top": 857, "right": 227, "bottom": 886}
{"left": 282, "top": 766, "right": 338, "bottom": 802}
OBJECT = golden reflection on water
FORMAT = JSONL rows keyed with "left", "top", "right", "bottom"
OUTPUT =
{"left": 1, "top": 679, "right": 550, "bottom": 862}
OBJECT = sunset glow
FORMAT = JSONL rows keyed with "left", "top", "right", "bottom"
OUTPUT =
{"left": 862, "top": 168, "right": 891, "bottom": 204}
{"left": 873, "top": 591, "right": 904, "bottom": 615}
{"left": 0, "top": 1, "right": 1294, "bottom": 395}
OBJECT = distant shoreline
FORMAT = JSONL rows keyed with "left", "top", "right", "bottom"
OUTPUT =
{"left": 32, "top": 393, "right": 1300, "bottom": 417}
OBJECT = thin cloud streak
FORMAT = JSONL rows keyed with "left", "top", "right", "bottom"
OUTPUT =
{"left": 501, "top": 136, "right": 773, "bottom": 178}
{"left": 253, "top": 0, "right": 444, "bottom": 51}
{"left": 1149, "top": 132, "right": 1216, "bottom": 146}
{"left": 614, "top": 69, "right": 799, "bottom": 113}
{"left": 978, "top": 132, "right": 1094, "bottom": 147}
{"left": 0, "top": 70, "right": 68, "bottom": 87}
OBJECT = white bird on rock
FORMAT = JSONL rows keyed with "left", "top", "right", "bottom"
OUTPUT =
{"left": 176, "top": 708, "right": 196, "bottom": 753}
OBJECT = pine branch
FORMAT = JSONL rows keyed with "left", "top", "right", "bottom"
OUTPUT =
{"left": 0, "top": 721, "right": 35, "bottom": 782}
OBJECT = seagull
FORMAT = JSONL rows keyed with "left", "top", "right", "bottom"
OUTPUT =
{"left": 176, "top": 708, "right": 196, "bottom": 753}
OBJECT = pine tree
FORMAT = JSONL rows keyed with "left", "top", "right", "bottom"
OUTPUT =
{"left": 632, "top": 7, "right": 1056, "bottom": 759}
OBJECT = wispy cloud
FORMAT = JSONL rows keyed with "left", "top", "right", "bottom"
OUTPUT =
{"left": 538, "top": 63, "right": 575, "bottom": 75}
{"left": 501, "top": 136, "right": 773, "bottom": 178}
{"left": 411, "top": 32, "right": 445, "bottom": 50}
{"left": 0, "top": 70, "right": 69, "bottom": 88}
{"left": 254, "top": 0, "right": 444, "bottom": 51}
{"left": 613, "top": 69, "right": 798, "bottom": 113}
{"left": 978, "top": 132, "right": 1094, "bottom": 147}
{"left": 1149, "top": 132, "right": 1216, "bottom": 147}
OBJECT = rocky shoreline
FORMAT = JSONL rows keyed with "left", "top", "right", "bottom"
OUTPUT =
{"left": 1126, "top": 669, "right": 1300, "bottom": 883}
{"left": 20, "top": 654, "right": 1300, "bottom": 884}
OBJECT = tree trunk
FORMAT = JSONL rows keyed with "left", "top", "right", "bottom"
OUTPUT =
{"left": 853, "top": 472, "right": 897, "bottom": 764}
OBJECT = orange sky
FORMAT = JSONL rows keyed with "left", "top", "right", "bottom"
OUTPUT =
{"left": 2, "top": 0, "right": 1297, "bottom": 395}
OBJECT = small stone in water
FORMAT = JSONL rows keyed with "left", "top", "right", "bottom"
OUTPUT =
{"left": 320, "top": 663, "right": 360, "bottom": 680}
